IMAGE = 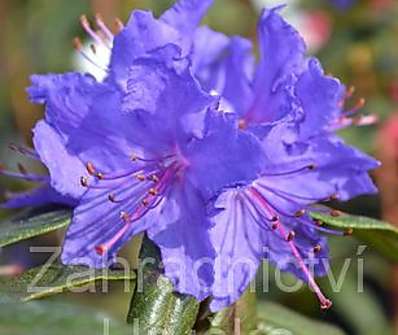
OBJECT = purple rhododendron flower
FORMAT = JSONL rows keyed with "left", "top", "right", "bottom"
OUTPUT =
{"left": 190, "top": 5, "right": 379, "bottom": 310}
{"left": 2, "top": 0, "right": 379, "bottom": 312}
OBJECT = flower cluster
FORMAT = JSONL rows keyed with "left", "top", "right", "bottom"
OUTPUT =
{"left": 2, "top": 0, "right": 378, "bottom": 311}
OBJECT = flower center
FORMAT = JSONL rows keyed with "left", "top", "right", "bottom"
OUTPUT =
{"left": 80, "top": 154, "right": 186, "bottom": 255}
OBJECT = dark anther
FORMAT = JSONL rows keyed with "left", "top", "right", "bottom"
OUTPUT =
{"left": 314, "top": 219, "right": 324, "bottom": 226}
{"left": 320, "top": 299, "right": 333, "bottom": 311}
{"left": 136, "top": 174, "right": 146, "bottom": 181}
{"left": 108, "top": 194, "right": 116, "bottom": 203}
{"left": 286, "top": 231, "right": 296, "bottom": 242}
{"left": 238, "top": 119, "right": 246, "bottom": 130}
{"left": 80, "top": 176, "right": 89, "bottom": 187}
{"left": 96, "top": 172, "right": 104, "bottom": 180}
{"left": 149, "top": 188, "right": 158, "bottom": 196}
{"left": 95, "top": 245, "right": 106, "bottom": 256}
{"left": 80, "top": 14, "right": 90, "bottom": 28}
{"left": 294, "top": 209, "right": 306, "bottom": 217}
{"left": 114, "top": 18, "right": 124, "bottom": 32}
{"left": 142, "top": 199, "right": 149, "bottom": 206}
{"left": 329, "top": 193, "right": 339, "bottom": 201}
{"left": 330, "top": 209, "right": 341, "bottom": 217}
{"left": 307, "top": 164, "right": 316, "bottom": 171}
{"left": 313, "top": 245, "right": 322, "bottom": 253}
{"left": 90, "top": 44, "right": 97, "bottom": 54}
{"left": 271, "top": 216, "right": 279, "bottom": 222}
{"left": 86, "top": 162, "right": 96, "bottom": 175}
{"left": 150, "top": 175, "right": 159, "bottom": 183}
{"left": 271, "top": 223, "right": 279, "bottom": 230}
{"left": 73, "top": 37, "right": 83, "bottom": 50}
{"left": 120, "top": 211, "right": 130, "bottom": 222}
{"left": 17, "top": 163, "right": 27, "bottom": 175}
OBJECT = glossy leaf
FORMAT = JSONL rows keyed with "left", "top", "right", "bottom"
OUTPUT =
{"left": 324, "top": 267, "right": 393, "bottom": 335}
{"left": 0, "top": 209, "right": 71, "bottom": 247}
{"left": 311, "top": 211, "right": 398, "bottom": 262}
{"left": 0, "top": 263, "right": 135, "bottom": 302}
{"left": 255, "top": 302, "right": 346, "bottom": 335}
{"left": 203, "top": 290, "right": 258, "bottom": 334}
{"left": 0, "top": 298, "right": 131, "bottom": 335}
{"left": 127, "top": 236, "right": 200, "bottom": 335}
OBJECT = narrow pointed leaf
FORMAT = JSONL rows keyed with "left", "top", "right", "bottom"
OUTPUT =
{"left": 0, "top": 209, "right": 71, "bottom": 247}
{"left": 256, "top": 302, "right": 346, "bottom": 335}
{"left": 127, "top": 236, "right": 200, "bottom": 335}
{"left": 0, "top": 263, "right": 135, "bottom": 302}
{"left": 203, "top": 289, "right": 258, "bottom": 334}
{"left": 0, "top": 299, "right": 131, "bottom": 335}
{"left": 311, "top": 211, "right": 398, "bottom": 262}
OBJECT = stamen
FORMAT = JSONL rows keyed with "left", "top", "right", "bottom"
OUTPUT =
{"left": 94, "top": 162, "right": 181, "bottom": 256}
{"left": 80, "top": 176, "right": 89, "bottom": 187}
{"left": 313, "top": 245, "right": 322, "bottom": 253}
{"left": 114, "top": 18, "right": 124, "bottom": 33}
{"left": 271, "top": 222, "right": 279, "bottom": 230}
{"left": 346, "top": 97, "right": 366, "bottom": 115}
{"left": 330, "top": 209, "right": 341, "bottom": 217}
{"left": 120, "top": 211, "right": 131, "bottom": 222}
{"left": 148, "top": 188, "right": 158, "bottom": 196}
{"left": 8, "top": 143, "right": 39, "bottom": 160}
{"left": 294, "top": 209, "right": 306, "bottom": 217}
{"left": 136, "top": 174, "right": 146, "bottom": 181}
{"left": 0, "top": 168, "right": 48, "bottom": 182}
{"left": 80, "top": 15, "right": 104, "bottom": 46}
{"left": 344, "top": 228, "right": 354, "bottom": 236}
{"left": 314, "top": 219, "right": 323, "bottom": 226}
{"left": 299, "top": 217, "right": 345, "bottom": 236}
{"left": 95, "top": 13, "right": 114, "bottom": 41}
{"left": 17, "top": 163, "right": 28, "bottom": 175}
{"left": 149, "top": 175, "right": 159, "bottom": 183}
{"left": 346, "top": 85, "right": 355, "bottom": 98}
{"left": 328, "top": 193, "right": 339, "bottom": 201}
{"left": 86, "top": 162, "right": 96, "bottom": 175}
{"left": 286, "top": 231, "right": 296, "bottom": 241}
{"left": 108, "top": 193, "right": 117, "bottom": 203}
{"left": 248, "top": 187, "right": 333, "bottom": 310}
{"left": 238, "top": 119, "right": 247, "bottom": 130}
{"left": 261, "top": 163, "right": 317, "bottom": 177}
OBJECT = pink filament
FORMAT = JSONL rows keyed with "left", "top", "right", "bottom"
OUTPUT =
{"left": 248, "top": 187, "right": 332, "bottom": 310}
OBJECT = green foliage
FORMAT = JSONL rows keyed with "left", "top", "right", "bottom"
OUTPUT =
{"left": 0, "top": 298, "right": 131, "bottom": 335}
{"left": 200, "top": 290, "right": 256, "bottom": 334}
{"left": 127, "top": 236, "right": 200, "bottom": 334}
{"left": 0, "top": 263, "right": 135, "bottom": 302}
{"left": 256, "top": 302, "right": 346, "bottom": 335}
{"left": 311, "top": 211, "right": 398, "bottom": 262}
{"left": 324, "top": 271, "right": 393, "bottom": 335}
{"left": 0, "top": 209, "right": 71, "bottom": 248}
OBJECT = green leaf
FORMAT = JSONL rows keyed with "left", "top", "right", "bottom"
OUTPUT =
{"left": 203, "top": 289, "right": 258, "bottom": 334}
{"left": 0, "top": 299, "right": 131, "bottom": 335}
{"left": 324, "top": 269, "right": 393, "bottom": 335}
{"left": 127, "top": 236, "right": 200, "bottom": 335}
{"left": 0, "top": 263, "right": 135, "bottom": 302}
{"left": 311, "top": 211, "right": 398, "bottom": 262}
{"left": 0, "top": 209, "right": 71, "bottom": 247}
{"left": 255, "top": 302, "right": 346, "bottom": 335}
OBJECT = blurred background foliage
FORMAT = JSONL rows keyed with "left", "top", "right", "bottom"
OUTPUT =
{"left": 0, "top": 0, "right": 397, "bottom": 334}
